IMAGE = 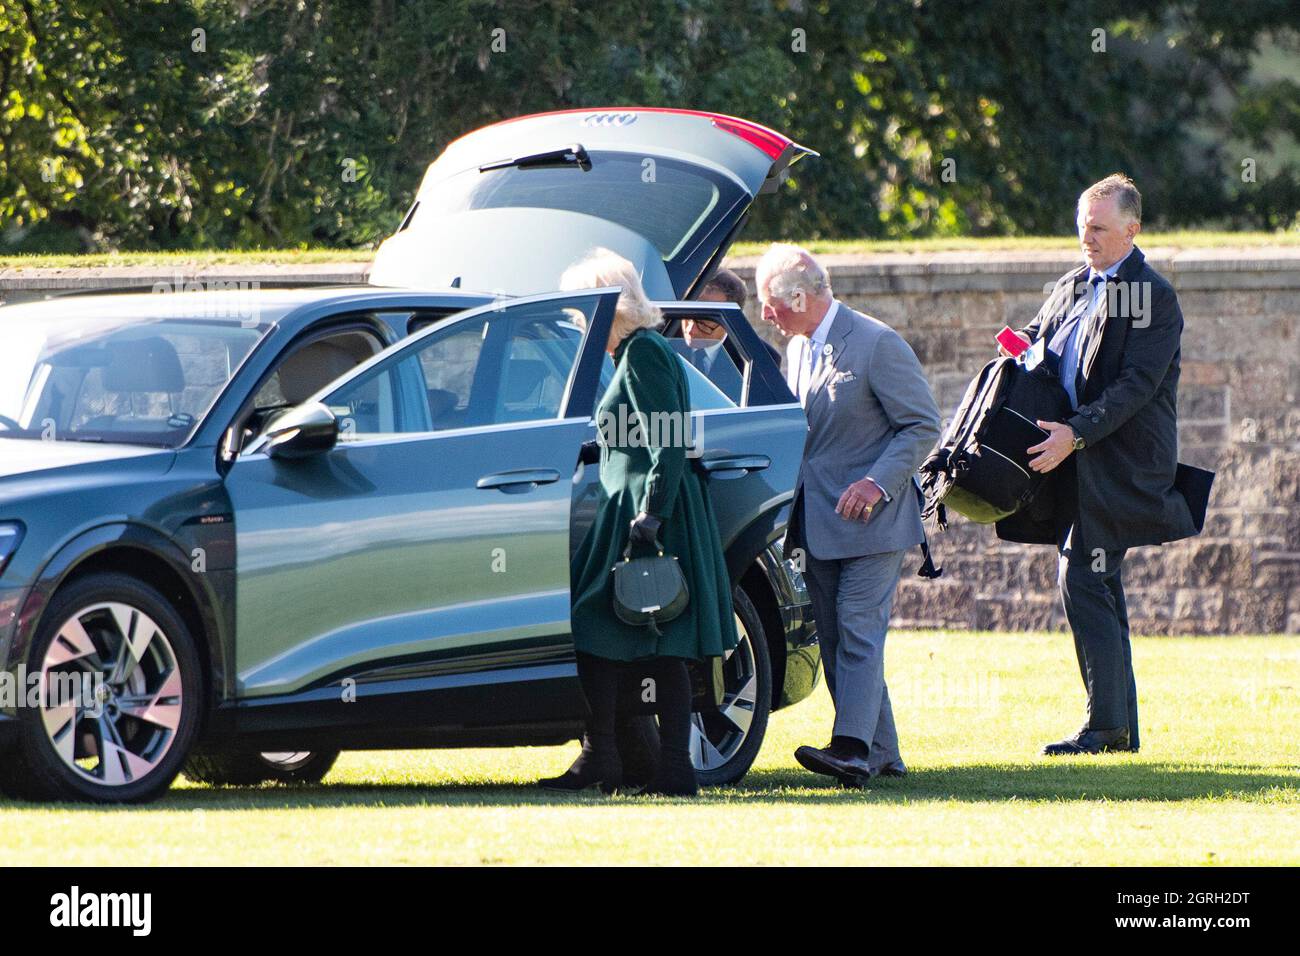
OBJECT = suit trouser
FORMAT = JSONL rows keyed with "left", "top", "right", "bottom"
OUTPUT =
{"left": 803, "top": 544, "right": 908, "bottom": 771}
{"left": 1057, "top": 523, "right": 1138, "bottom": 747}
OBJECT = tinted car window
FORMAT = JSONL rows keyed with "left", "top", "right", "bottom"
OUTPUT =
{"left": 663, "top": 339, "right": 743, "bottom": 406}
{"left": 324, "top": 296, "right": 599, "bottom": 438}
{"left": 419, "top": 152, "right": 723, "bottom": 259}
{"left": 591, "top": 346, "right": 735, "bottom": 412}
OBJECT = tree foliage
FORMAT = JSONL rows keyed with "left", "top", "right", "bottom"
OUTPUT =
{"left": 1, "top": 0, "right": 1296, "bottom": 252}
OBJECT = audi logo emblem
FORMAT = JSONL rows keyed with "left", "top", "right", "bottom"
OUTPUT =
{"left": 580, "top": 112, "right": 637, "bottom": 128}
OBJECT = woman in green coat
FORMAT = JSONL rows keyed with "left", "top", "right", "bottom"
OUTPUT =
{"left": 539, "top": 249, "right": 739, "bottom": 796}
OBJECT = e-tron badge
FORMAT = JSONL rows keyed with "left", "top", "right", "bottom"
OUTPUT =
{"left": 580, "top": 112, "right": 637, "bottom": 128}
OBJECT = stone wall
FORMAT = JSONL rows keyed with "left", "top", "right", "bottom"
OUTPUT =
{"left": 2, "top": 247, "right": 1296, "bottom": 634}
{"left": 725, "top": 247, "right": 1300, "bottom": 636}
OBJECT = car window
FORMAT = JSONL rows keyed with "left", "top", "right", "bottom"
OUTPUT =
{"left": 1, "top": 318, "right": 268, "bottom": 447}
{"left": 322, "top": 294, "right": 602, "bottom": 439}
{"left": 591, "top": 348, "right": 735, "bottom": 413}
{"left": 663, "top": 339, "right": 741, "bottom": 408}
{"left": 414, "top": 316, "right": 490, "bottom": 431}
{"left": 496, "top": 315, "right": 585, "bottom": 423}
{"left": 250, "top": 329, "right": 382, "bottom": 412}
{"left": 419, "top": 152, "right": 725, "bottom": 259}
{"left": 238, "top": 328, "right": 384, "bottom": 452}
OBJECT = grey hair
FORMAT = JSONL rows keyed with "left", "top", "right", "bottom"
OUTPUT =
{"left": 755, "top": 243, "right": 832, "bottom": 305}
{"left": 1079, "top": 173, "right": 1142, "bottom": 224}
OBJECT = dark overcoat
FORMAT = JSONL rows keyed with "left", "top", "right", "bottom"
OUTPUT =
{"left": 996, "top": 246, "right": 1200, "bottom": 550}
{"left": 570, "top": 327, "right": 739, "bottom": 662}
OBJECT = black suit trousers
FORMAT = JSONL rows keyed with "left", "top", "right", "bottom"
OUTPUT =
{"left": 1057, "top": 519, "right": 1138, "bottom": 748}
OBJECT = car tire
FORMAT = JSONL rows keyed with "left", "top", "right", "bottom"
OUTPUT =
{"left": 0, "top": 572, "right": 203, "bottom": 803}
{"left": 692, "top": 585, "right": 772, "bottom": 787}
{"left": 184, "top": 749, "right": 340, "bottom": 786}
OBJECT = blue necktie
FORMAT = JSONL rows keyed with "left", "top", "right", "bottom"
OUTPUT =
{"left": 1051, "top": 273, "right": 1104, "bottom": 409}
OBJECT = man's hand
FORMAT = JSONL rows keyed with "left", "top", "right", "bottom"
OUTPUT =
{"left": 1027, "top": 421, "right": 1076, "bottom": 473}
{"left": 835, "top": 477, "right": 884, "bottom": 522}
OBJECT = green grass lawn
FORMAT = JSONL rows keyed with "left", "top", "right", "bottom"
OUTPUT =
{"left": 0, "top": 230, "right": 1295, "bottom": 270}
{"left": 0, "top": 631, "right": 1294, "bottom": 866}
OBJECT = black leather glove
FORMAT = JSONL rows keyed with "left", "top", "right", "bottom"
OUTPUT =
{"left": 578, "top": 439, "right": 600, "bottom": 465}
{"left": 628, "top": 511, "right": 663, "bottom": 550}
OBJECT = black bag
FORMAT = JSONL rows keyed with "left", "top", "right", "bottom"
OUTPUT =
{"left": 611, "top": 536, "right": 689, "bottom": 636}
{"left": 919, "top": 356, "right": 1071, "bottom": 526}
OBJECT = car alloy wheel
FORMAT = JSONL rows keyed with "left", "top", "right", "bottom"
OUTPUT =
{"left": 259, "top": 751, "right": 316, "bottom": 771}
{"left": 39, "top": 601, "right": 184, "bottom": 788}
{"left": 184, "top": 747, "right": 341, "bottom": 786}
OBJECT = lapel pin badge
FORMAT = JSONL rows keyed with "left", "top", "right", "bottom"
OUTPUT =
{"left": 822, "top": 343, "right": 834, "bottom": 358}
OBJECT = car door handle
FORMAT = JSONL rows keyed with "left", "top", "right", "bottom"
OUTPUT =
{"left": 696, "top": 454, "right": 771, "bottom": 479}
{"left": 476, "top": 468, "right": 561, "bottom": 491}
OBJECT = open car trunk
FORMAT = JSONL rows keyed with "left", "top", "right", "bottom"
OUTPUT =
{"left": 369, "top": 108, "right": 815, "bottom": 298}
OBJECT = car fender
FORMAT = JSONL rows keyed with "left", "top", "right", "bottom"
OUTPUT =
{"left": 718, "top": 497, "right": 820, "bottom": 710}
{"left": 722, "top": 497, "right": 793, "bottom": 586}
{"left": 5, "top": 522, "right": 229, "bottom": 713}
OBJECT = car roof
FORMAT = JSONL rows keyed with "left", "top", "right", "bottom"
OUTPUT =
{"left": 0, "top": 285, "right": 497, "bottom": 332}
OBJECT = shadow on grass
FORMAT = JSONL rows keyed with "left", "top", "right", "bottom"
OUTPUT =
{"left": 3, "top": 761, "right": 1296, "bottom": 811}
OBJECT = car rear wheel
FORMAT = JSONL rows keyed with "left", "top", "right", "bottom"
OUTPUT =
{"left": 691, "top": 585, "right": 771, "bottom": 787}
{"left": 184, "top": 749, "right": 340, "bottom": 786}
{"left": 0, "top": 573, "right": 202, "bottom": 803}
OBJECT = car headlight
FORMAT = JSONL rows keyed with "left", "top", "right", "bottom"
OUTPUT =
{"left": 0, "top": 523, "right": 24, "bottom": 578}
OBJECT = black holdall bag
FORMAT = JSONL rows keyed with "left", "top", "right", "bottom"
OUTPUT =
{"left": 919, "top": 354, "right": 1072, "bottom": 528}
{"left": 611, "top": 535, "right": 689, "bottom": 637}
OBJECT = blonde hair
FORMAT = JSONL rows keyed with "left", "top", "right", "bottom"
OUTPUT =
{"left": 560, "top": 247, "right": 663, "bottom": 340}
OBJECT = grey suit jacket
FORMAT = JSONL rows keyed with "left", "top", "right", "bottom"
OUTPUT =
{"left": 784, "top": 302, "right": 940, "bottom": 561}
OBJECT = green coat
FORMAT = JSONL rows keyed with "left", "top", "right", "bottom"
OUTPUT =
{"left": 570, "top": 327, "right": 739, "bottom": 662}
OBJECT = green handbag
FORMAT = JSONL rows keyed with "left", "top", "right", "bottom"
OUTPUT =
{"left": 611, "top": 535, "right": 690, "bottom": 637}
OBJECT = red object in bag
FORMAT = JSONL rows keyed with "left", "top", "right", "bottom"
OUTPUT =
{"left": 996, "top": 326, "right": 1031, "bottom": 358}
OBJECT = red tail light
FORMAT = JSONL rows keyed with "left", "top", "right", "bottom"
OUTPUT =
{"left": 706, "top": 116, "right": 789, "bottom": 159}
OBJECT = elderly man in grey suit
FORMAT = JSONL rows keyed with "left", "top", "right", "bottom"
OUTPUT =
{"left": 757, "top": 244, "right": 940, "bottom": 785}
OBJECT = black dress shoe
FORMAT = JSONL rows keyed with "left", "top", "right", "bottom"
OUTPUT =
{"left": 795, "top": 745, "right": 873, "bottom": 785}
{"left": 1042, "top": 726, "right": 1131, "bottom": 756}
{"left": 876, "top": 763, "right": 908, "bottom": 778}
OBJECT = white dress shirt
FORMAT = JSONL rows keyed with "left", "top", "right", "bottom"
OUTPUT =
{"left": 797, "top": 300, "right": 840, "bottom": 403}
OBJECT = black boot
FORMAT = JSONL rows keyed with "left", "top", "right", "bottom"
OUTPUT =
{"left": 538, "top": 653, "right": 623, "bottom": 794}
{"left": 616, "top": 714, "right": 661, "bottom": 791}
{"left": 538, "top": 731, "right": 622, "bottom": 793}
{"left": 638, "top": 658, "right": 699, "bottom": 797}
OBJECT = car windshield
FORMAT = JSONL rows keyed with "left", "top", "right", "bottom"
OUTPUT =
{"left": 420, "top": 151, "right": 724, "bottom": 259}
{"left": 0, "top": 311, "right": 270, "bottom": 447}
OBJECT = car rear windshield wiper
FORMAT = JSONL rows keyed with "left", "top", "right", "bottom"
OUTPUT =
{"left": 479, "top": 143, "right": 591, "bottom": 173}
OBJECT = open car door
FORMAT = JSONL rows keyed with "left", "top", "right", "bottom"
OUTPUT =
{"left": 224, "top": 289, "right": 619, "bottom": 736}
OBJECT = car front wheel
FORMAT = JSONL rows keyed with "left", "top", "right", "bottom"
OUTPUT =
{"left": 0, "top": 573, "right": 203, "bottom": 803}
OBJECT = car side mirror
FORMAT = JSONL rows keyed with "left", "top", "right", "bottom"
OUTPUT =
{"left": 263, "top": 402, "right": 339, "bottom": 460}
